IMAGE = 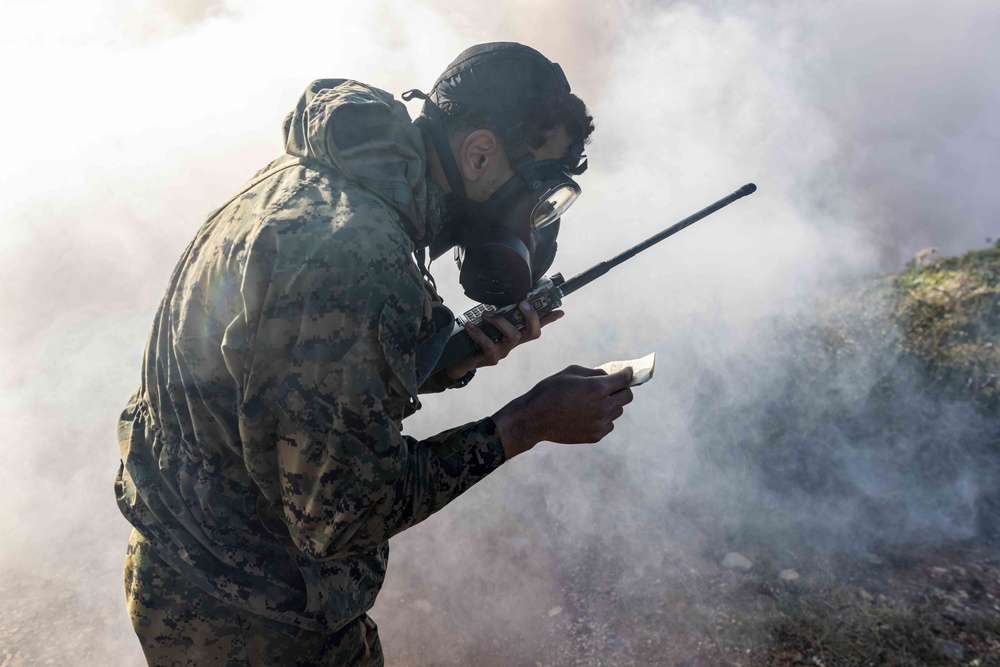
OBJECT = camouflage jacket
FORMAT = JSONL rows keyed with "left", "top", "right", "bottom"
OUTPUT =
{"left": 115, "top": 79, "right": 507, "bottom": 632}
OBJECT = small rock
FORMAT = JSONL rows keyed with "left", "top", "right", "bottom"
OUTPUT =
{"left": 862, "top": 552, "right": 884, "bottom": 566}
{"left": 547, "top": 606, "right": 563, "bottom": 617}
{"left": 935, "top": 639, "right": 965, "bottom": 661}
{"left": 930, "top": 566, "right": 948, "bottom": 577}
{"left": 779, "top": 569, "right": 800, "bottom": 582}
{"left": 721, "top": 552, "right": 753, "bottom": 572}
{"left": 859, "top": 589, "right": 874, "bottom": 602}
{"left": 413, "top": 599, "right": 432, "bottom": 613}
{"left": 942, "top": 606, "right": 969, "bottom": 626}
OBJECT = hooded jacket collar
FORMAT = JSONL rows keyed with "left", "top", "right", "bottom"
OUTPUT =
{"left": 282, "top": 79, "right": 447, "bottom": 248}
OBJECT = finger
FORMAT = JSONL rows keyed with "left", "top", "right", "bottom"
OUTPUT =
{"left": 464, "top": 321, "right": 500, "bottom": 363}
{"left": 539, "top": 310, "right": 564, "bottom": 328}
{"left": 598, "top": 367, "right": 634, "bottom": 392}
{"left": 564, "top": 364, "right": 609, "bottom": 378}
{"left": 610, "top": 387, "right": 635, "bottom": 407}
{"left": 519, "top": 301, "right": 541, "bottom": 340}
{"left": 604, "top": 388, "right": 632, "bottom": 414}
{"left": 483, "top": 311, "right": 522, "bottom": 347}
{"left": 598, "top": 421, "right": 615, "bottom": 441}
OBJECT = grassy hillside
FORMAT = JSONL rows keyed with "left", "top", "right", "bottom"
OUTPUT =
{"left": 685, "top": 241, "right": 1000, "bottom": 551}
{"left": 894, "top": 241, "right": 1000, "bottom": 413}
{"left": 683, "top": 242, "right": 1000, "bottom": 665}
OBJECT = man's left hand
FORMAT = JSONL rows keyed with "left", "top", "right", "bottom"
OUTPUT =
{"left": 445, "top": 300, "right": 564, "bottom": 380}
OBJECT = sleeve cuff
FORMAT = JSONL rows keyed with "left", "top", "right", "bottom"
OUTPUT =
{"left": 418, "top": 368, "right": 476, "bottom": 394}
{"left": 425, "top": 415, "right": 507, "bottom": 468}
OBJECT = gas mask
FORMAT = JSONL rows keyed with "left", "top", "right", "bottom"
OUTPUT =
{"left": 433, "top": 153, "right": 584, "bottom": 305}
{"left": 403, "top": 42, "right": 589, "bottom": 306}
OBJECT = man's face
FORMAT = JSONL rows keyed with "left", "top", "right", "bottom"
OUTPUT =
{"left": 430, "top": 121, "right": 581, "bottom": 304}
{"left": 474, "top": 125, "right": 573, "bottom": 202}
{"left": 451, "top": 124, "right": 575, "bottom": 203}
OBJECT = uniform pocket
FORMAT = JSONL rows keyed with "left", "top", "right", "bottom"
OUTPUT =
{"left": 116, "top": 389, "right": 142, "bottom": 459}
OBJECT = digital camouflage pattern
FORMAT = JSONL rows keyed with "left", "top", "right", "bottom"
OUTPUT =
{"left": 125, "top": 528, "right": 382, "bottom": 666}
{"left": 115, "top": 79, "right": 508, "bottom": 654}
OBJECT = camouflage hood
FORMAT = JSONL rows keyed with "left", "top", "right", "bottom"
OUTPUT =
{"left": 282, "top": 78, "right": 444, "bottom": 245}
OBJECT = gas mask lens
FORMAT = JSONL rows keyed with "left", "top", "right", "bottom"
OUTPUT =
{"left": 530, "top": 183, "right": 580, "bottom": 230}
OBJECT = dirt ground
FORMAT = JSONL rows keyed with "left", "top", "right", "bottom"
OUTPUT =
{"left": 378, "top": 533, "right": 1000, "bottom": 667}
{"left": 1, "top": 532, "right": 997, "bottom": 666}
{"left": 0, "top": 568, "right": 129, "bottom": 667}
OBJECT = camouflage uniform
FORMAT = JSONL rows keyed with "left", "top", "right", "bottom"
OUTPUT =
{"left": 124, "top": 528, "right": 382, "bottom": 666}
{"left": 115, "top": 79, "right": 507, "bottom": 665}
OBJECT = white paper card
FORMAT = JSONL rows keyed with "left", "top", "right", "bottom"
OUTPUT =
{"left": 596, "top": 352, "right": 656, "bottom": 387}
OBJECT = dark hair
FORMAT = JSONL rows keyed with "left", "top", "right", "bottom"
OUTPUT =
{"left": 438, "top": 90, "right": 595, "bottom": 150}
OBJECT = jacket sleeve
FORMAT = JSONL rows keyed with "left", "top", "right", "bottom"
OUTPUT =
{"left": 236, "top": 189, "right": 506, "bottom": 562}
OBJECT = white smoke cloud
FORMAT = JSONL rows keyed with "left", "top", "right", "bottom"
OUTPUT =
{"left": 2, "top": 0, "right": 998, "bottom": 663}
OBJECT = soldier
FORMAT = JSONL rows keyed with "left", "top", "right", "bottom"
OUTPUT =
{"left": 116, "top": 42, "right": 634, "bottom": 666}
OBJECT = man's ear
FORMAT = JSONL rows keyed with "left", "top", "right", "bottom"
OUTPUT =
{"left": 457, "top": 129, "right": 500, "bottom": 183}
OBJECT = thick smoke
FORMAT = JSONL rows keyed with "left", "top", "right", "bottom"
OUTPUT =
{"left": 1, "top": 0, "right": 998, "bottom": 664}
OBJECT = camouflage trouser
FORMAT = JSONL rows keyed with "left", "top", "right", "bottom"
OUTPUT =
{"left": 123, "top": 529, "right": 383, "bottom": 667}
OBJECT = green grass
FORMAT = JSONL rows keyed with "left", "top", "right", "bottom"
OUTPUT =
{"left": 893, "top": 242, "right": 1000, "bottom": 413}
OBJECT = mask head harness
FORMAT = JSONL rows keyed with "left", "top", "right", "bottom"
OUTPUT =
{"left": 403, "top": 42, "right": 589, "bottom": 305}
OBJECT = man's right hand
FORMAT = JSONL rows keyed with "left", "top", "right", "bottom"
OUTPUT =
{"left": 443, "top": 300, "right": 564, "bottom": 380}
{"left": 491, "top": 365, "right": 635, "bottom": 459}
